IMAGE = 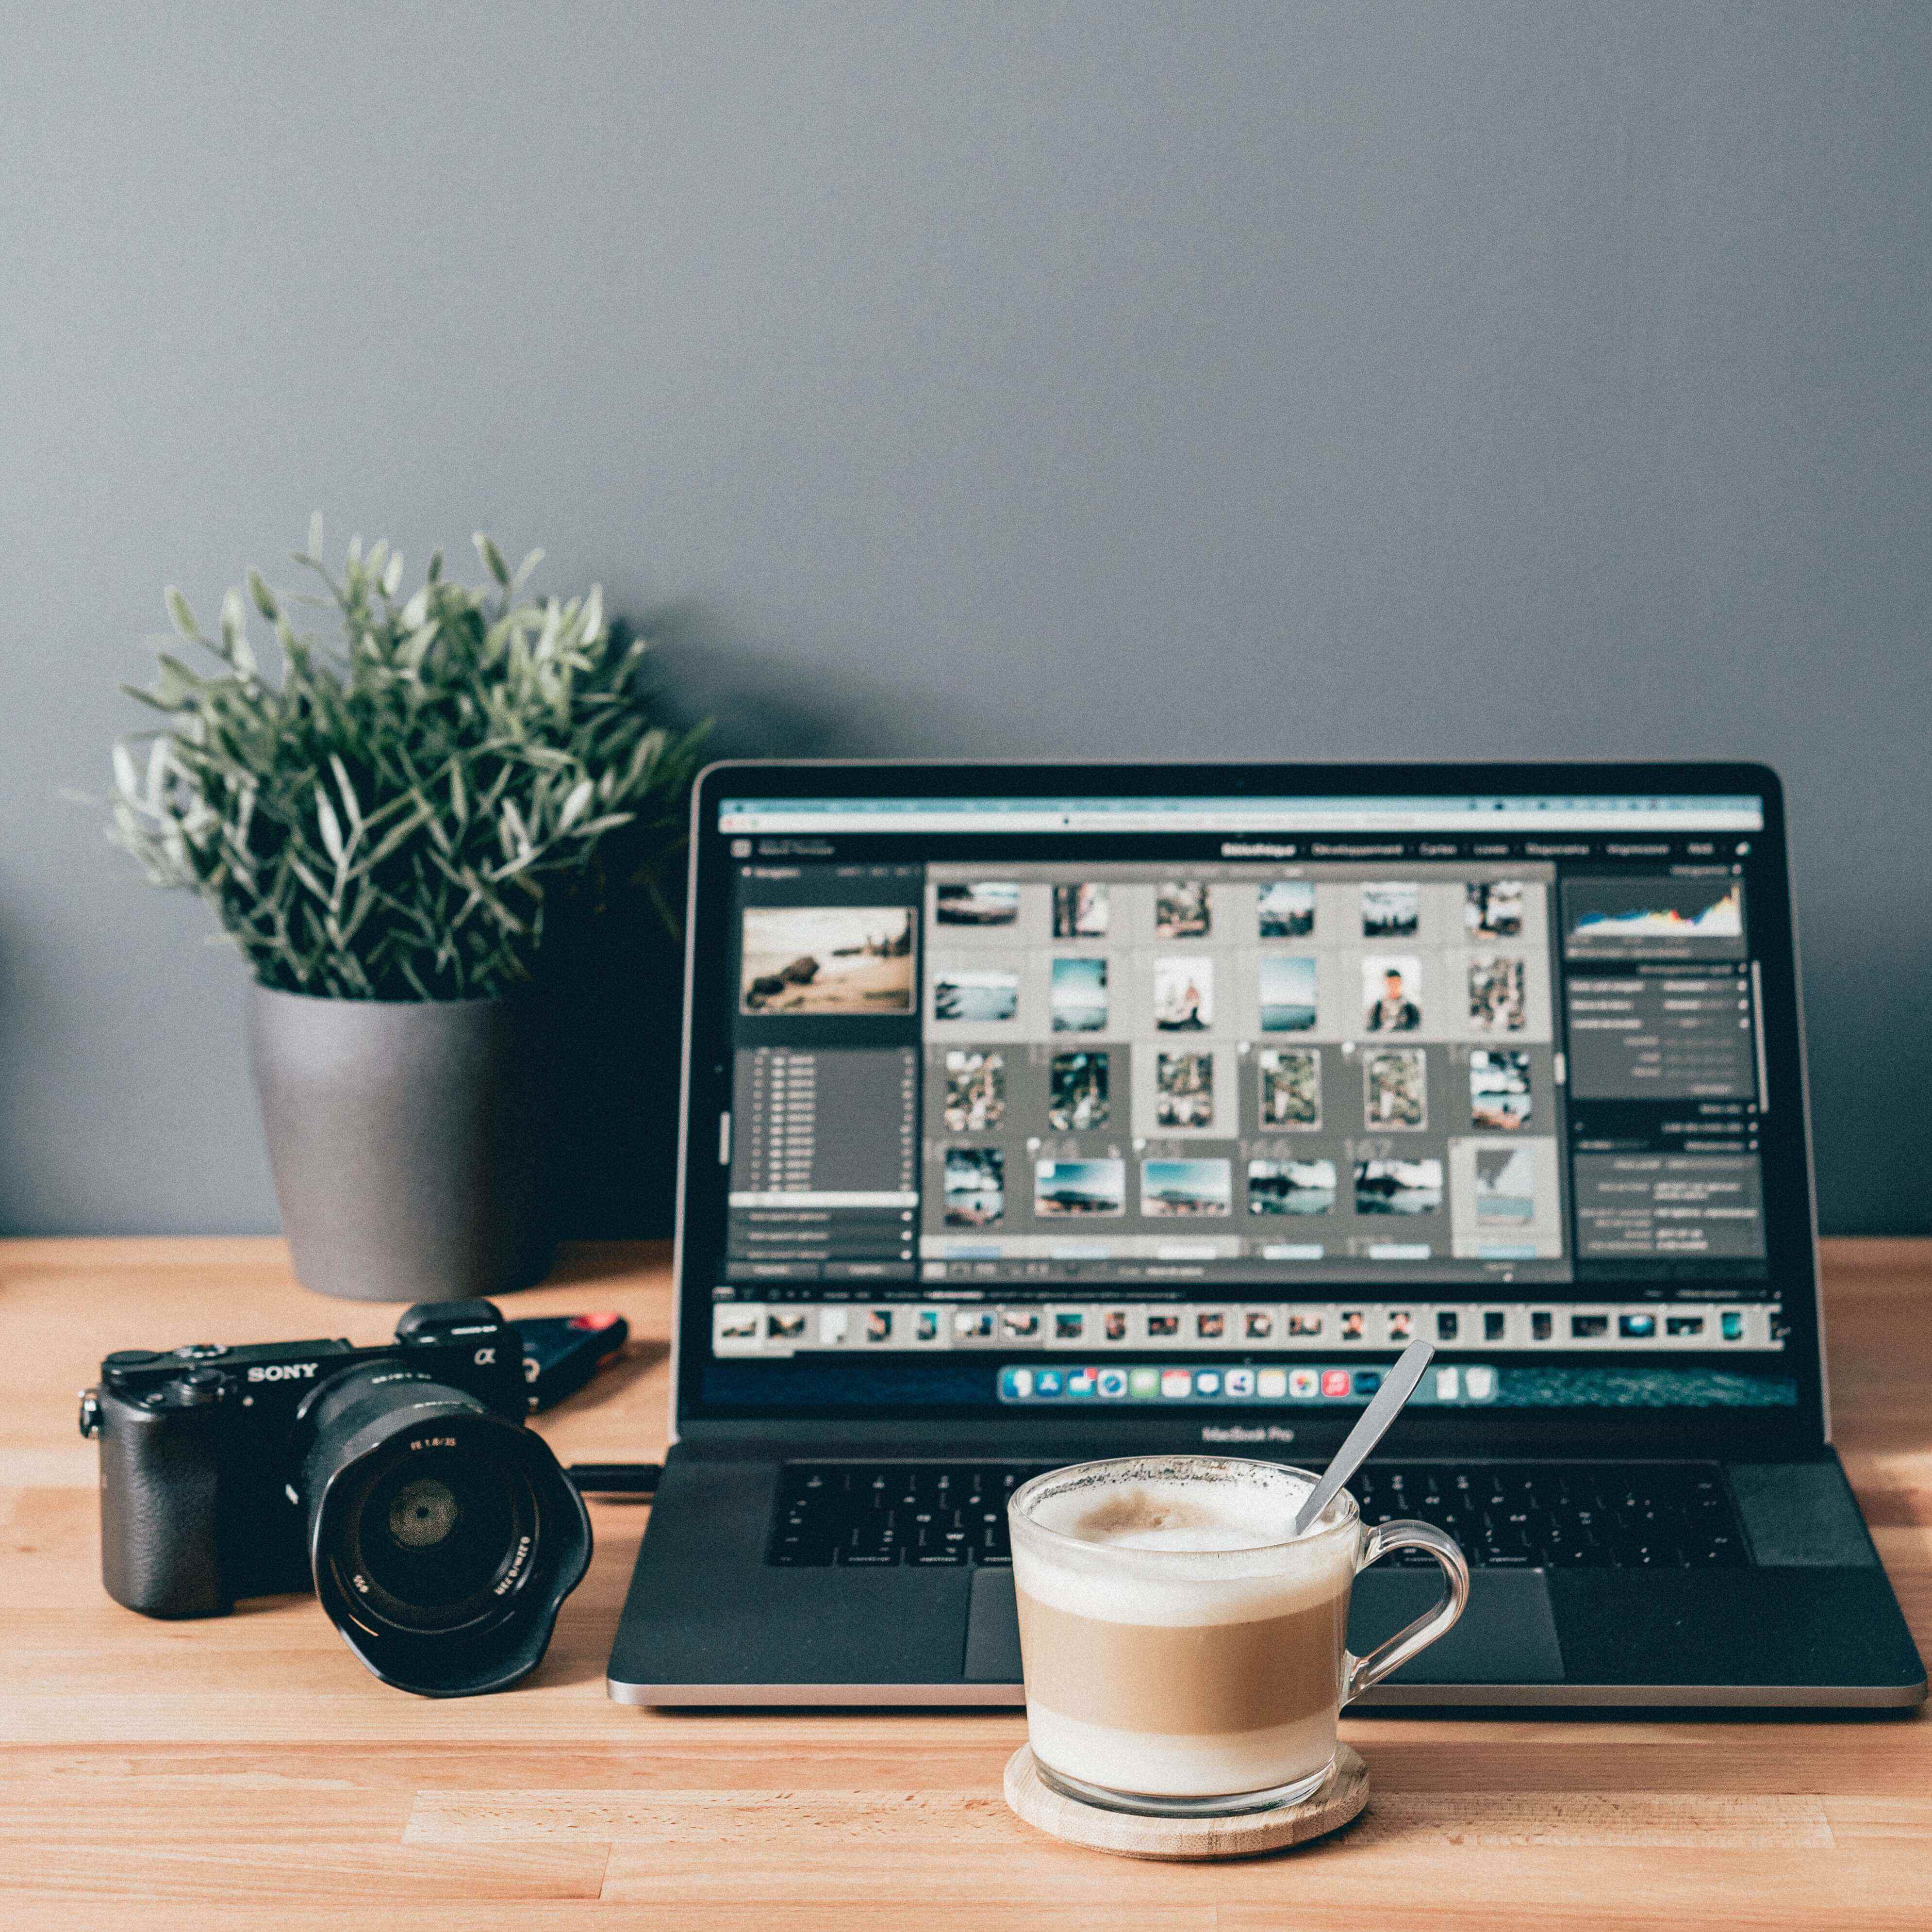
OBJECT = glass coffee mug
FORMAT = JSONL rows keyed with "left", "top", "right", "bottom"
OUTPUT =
{"left": 1009, "top": 1455, "right": 1469, "bottom": 1816}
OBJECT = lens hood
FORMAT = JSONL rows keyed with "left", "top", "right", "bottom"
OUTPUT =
{"left": 300, "top": 1369, "right": 591, "bottom": 1697}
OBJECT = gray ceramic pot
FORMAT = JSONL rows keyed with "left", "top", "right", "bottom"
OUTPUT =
{"left": 248, "top": 984, "right": 556, "bottom": 1303}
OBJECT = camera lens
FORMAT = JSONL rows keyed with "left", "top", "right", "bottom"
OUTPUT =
{"left": 297, "top": 1364, "right": 591, "bottom": 1696}
{"left": 349, "top": 1452, "right": 522, "bottom": 1629}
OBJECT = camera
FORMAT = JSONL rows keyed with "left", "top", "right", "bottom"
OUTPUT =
{"left": 79, "top": 1299, "right": 592, "bottom": 1697}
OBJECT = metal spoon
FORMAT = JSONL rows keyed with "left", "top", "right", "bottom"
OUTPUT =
{"left": 1293, "top": 1336, "right": 1437, "bottom": 1536}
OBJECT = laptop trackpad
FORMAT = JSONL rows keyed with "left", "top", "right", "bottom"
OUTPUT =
{"left": 1350, "top": 1569, "right": 1563, "bottom": 1684}
{"left": 965, "top": 1567, "right": 1024, "bottom": 1681}
{"left": 965, "top": 1567, "right": 1561, "bottom": 1685}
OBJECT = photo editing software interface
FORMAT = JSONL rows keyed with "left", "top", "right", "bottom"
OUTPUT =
{"left": 703, "top": 791, "right": 1799, "bottom": 1416}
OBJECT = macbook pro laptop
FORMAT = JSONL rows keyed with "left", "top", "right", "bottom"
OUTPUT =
{"left": 608, "top": 761, "right": 1925, "bottom": 1709}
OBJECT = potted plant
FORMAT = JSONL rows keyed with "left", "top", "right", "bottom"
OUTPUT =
{"left": 108, "top": 518, "right": 707, "bottom": 1300}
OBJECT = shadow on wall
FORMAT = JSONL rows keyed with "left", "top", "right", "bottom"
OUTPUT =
{"left": 547, "top": 603, "right": 1040, "bottom": 1239}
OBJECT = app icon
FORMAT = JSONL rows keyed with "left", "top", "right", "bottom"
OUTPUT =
{"left": 1067, "top": 1369, "right": 1097, "bottom": 1398}
{"left": 1320, "top": 1369, "right": 1351, "bottom": 1398}
{"left": 1352, "top": 1369, "right": 1383, "bottom": 1397}
{"left": 1160, "top": 1369, "right": 1193, "bottom": 1398}
{"left": 1256, "top": 1367, "right": 1288, "bottom": 1398}
{"left": 1007, "top": 1368, "right": 1034, "bottom": 1399}
{"left": 1464, "top": 1365, "right": 1495, "bottom": 1401}
{"left": 1097, "top": 1368, "right": 1129, "bottom": 1399}
{"left": 1224, "top": 1368, "right": 1256, "bottom": 1399}
{"left": 1129, "top": 1367, "right": 1161, "bottom": 1398}
{"left": 1193, "top": 1371, "right": 1222, "bottom": 1397}
{"left": 1036, "top": 1370, "right": 1064, "bottom": 1398}
{"left": 1288, "top": 1368, "right": 1319, "bottom": 1399}
{"left": 1434, "top": 1366, "right": 1460, "bottom": 1401}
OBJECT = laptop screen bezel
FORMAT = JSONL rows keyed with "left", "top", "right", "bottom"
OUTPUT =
{"left": 669, "top": 759, "right": 1826, "bottom": 1462}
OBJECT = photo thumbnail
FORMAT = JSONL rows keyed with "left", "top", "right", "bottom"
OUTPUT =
{"left": 936, "top": 881, "right": 1020, "bottom": 926}
{"left": 1470, "top": 1048, "right": 1532, "bottom": 1130}
{"left": 1154, "top": 956, "right": 1214, "bottom": 1030}
{"left": 1474, "top": 1145, "right": 1537, "bottom": 1226}
{"left": 1141, "top": 1157, "right": 1233, "bottom": 1217}
{"left": 1052, "top": 882, "right": 1110, "bottom": 938}
{"left": 933, "top": 962, "right": 1019, "bottom": 1023}
{"left": 1469, "top": 954, "right": 1526, "bottom": 1031}
{"left": 1467, "top": 879, "right": 1525, "bottom": 938}
{"left": 1156, "top": 880, "right": 1211, "bottom": 940}
{"left": 1362, "top": 955, "right": 1422, "bottom": 1033}
{"left": 1035, "top": 1157, "right": 1126, "bottom": 1217}
{"left": 942, "top": 1145, "right": 1005, "bottom": 1226}
{"left": 942, "top": 1049, "right": 1004, "bottom": 1133}
{"left": 1354, "top": 1156, "right": 1444, "bottom": 1215}
{"left": 1049, "top": 956, "right": 1108, "bottom": 1032}
{"left": 1258, "top": 1047, "right": 1321, "bottom": 1128}
{"left": 740, "top": 906, "right": 915, "bottom": 1015}
{"left": 1362, "top": 880, "right": 1420, "bottom": 939}
{"left": 1048, "top": 1050, "right": 1109, "bottom": 1130}
{"left": 1155, "top": 1050, "right": 1214, "bottom": 1127}
{"left": 1363, "top": 1046, "right": 1428, "bottom": 1128}
{"left": 1259, "top": 954, "right": 1319, "bottom": 1032}
{"left": 1257, "top": 880, "right": 1315, "bottom": 939}
{"left": 1247, "top": 1157, "right": 1338, "bottom": 1216}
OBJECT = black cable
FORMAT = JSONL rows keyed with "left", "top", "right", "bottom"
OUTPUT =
{"left": 565, "top": 1463, "right": 661, "bottom": 1496}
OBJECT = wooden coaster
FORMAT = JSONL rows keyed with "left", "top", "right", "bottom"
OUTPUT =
{"left": 1004, "top": 1742, "right": 1368, "bottom": 1861}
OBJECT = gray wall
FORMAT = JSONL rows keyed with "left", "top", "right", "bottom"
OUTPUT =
{"left": 2, "top": 2, "right": 1927, "bottom": 1238}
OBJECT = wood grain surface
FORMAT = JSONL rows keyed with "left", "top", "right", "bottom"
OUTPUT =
{"left": 2, "top": 1236, "right": 1928, "bottom": 1929}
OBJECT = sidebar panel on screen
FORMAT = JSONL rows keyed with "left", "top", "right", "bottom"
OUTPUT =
{"left": 722, "top": 864, "right": 924, "bottom": 1307}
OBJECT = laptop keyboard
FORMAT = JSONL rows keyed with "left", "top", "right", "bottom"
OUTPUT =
{"left": 766, "top": 1460, "right": 1749, "bottom": 1569}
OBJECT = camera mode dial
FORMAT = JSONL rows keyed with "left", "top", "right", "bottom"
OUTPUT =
{"left": 149, "top": 1368, "right": 227, "bottom": 1410}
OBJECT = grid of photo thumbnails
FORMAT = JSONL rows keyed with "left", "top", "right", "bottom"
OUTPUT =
{"left": 922, "top": 872, "right": 1561, "bottom": 1262}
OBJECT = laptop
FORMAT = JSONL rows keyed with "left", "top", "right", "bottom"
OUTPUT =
{"left": 607, "top": 760, "right": 1926, "bottom": 1709}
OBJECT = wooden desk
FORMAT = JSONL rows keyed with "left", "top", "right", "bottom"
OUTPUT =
{"left": 3, "top": 1238, "right": 1928, "bottom": 1929}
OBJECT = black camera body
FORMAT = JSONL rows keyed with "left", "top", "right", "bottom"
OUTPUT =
{"left": 83, "top": 1300, "right": 590, "bottom": 1696}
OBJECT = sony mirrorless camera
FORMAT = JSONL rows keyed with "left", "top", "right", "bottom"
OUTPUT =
{"left": 80, "top": 1299, "right": 592, "bottom": 1697}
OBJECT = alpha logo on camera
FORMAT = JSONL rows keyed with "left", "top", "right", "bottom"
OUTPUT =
{"left": 246, "top": 1362, "right": 319, "bottom": 1384}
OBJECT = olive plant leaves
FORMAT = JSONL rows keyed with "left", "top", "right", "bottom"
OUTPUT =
{"left": 109, "top": 523, "right": 708, "bottom": 1000}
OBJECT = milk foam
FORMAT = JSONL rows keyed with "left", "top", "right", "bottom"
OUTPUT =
{"left": 1017, "top": 1473, "right": 1355, "bottom": 1627}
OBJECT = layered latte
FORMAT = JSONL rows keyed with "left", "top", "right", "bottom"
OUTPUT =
{"left": 1010, "top": 1462, "right": 1356, "bottom": 1800}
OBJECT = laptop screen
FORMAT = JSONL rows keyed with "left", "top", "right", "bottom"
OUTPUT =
{"left": 683, "top": 773, "right": 1811, "bottom": 1431}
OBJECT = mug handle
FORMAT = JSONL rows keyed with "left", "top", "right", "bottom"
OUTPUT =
{"left": 1341, "top": 1519, "right": 1470, "bottom": 1702}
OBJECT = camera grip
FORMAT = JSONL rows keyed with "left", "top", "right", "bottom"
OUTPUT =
{"left": 97, "top": 1384, "right": 229, "bottom": 1618}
